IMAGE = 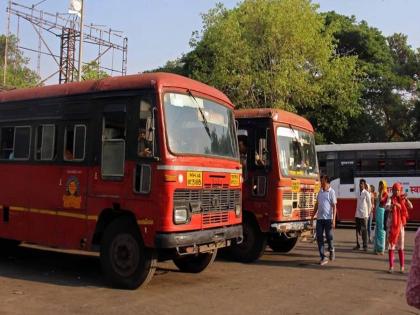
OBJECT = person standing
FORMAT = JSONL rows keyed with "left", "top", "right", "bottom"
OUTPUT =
{"left": 387, "top": 182, "right": 412, "bottom": 273}
{"left": 311, "top": 175, "right": 337, "bottom": 266}
{"left": 367, "top": 184, "right": 376, "bottom": 243}
{"left": 374, "top": 180, "right": 388, "bottom": 255}
{"left": 354, "top": 179, "right": 371, "bottom": 251}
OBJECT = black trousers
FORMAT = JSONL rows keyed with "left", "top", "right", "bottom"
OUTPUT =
{"left": 355, "top": 217, "right": 368, "bottom": 249}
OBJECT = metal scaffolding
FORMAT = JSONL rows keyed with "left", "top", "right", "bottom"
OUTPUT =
{"left": 2, "top": 0, "right": 128, "bottom": 86}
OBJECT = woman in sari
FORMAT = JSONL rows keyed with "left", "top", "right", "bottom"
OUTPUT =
{"left": 387, "top": 182, "right": 412, "bottom": 273}
{"left": 374, "top": 180, "right": 388, "bottom": 255}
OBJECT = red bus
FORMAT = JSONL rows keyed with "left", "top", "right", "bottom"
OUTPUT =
{"left": 317, "top": 142, "right": 420, "bottom": 223}
{"left": 228, "top": 109, "right": 319, "bottom": 262}
{"left": 0, "top": 73, "right": 242, "bottom": 289}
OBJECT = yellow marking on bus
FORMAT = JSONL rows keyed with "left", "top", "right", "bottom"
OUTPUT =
{"left": 187, "top": 171, "right": 202, "bottom": 187}
{"left": 255, "top": 214, "right": 263, "bottom": 219}
{"left": 56, "top": 212, "right": 86, "bottom": 219}
{"left": 164, "top": 174, "right": 177, "bottom": 182}
{"left": 10, "top": 206, "right": 27, "bottom": 212}
{"left": 138, "top": 219, "right": 154, "bottom": 225}
{"left": 291, "top": 180, "right": 301, "bottom": 193}
{"left": 33, "top": 209, "right": 57, "bottom": 216}
{"left": 230, "top": 174, "right": 240, "bottom": 187}
{"left": 87, "top": 215, "right": 98, "bottom": 221}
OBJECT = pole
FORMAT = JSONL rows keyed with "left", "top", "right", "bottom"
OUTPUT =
{"left": 77, "top": 0, "right": 84, "bottom": 81}
{"left": 3, "top": 0, "right": 12, "bottom": 86}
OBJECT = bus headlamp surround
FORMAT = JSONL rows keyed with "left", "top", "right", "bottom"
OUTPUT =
{"left": 282, "top": 204, "right": 293, "bottom": 217}
{"left": 174, "top": 206, "right": 189, "bottom": 224}
{"left": 235, "top": 204, "right": 241, "bottom": 217}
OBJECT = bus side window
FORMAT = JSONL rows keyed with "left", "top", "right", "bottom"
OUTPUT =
{"left": 138, "top": 98, "right": 155, "bottom": 158}
{"left": 0, "top": 127, "right": 15, "bottom": 159}
{"left": 102, "top": 111, "right": 126, "bottom": 178}
{"left": 35, "top": 124, "right": 56, "bottom": 161}
{"left": 64, "top": 125, "right": 86, "bottom": 161}
{"left": 238, "top": 129, "right": 249, "bottom": 179}
{"left": 1, "top": 126, "right": 31, "bottom": 160}
{"left": 339, "top": 167, "right": 354, "bottom": 185}
{"left": 254, "top": 128, "right": 270, "bottom": 168}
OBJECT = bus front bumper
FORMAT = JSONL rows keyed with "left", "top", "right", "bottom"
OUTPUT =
{"left": 270, "top": 220, "right": 312, "bottom": 234}
{"left": 155, "top": 225, "right": 243, "bottom": 255}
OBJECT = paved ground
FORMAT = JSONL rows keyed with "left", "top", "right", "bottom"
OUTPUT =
{"left": 0, "top": 228, "right": 419, "bottom": 315}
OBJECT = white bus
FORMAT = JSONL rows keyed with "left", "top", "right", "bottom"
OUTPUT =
{"left": 316, "top": 142, "right": 420, "bottom": 222}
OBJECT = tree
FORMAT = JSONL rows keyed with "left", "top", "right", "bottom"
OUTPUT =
{"left": 179, "top": 0, "right": 361, "bottom": 143}
{"left": 82, "top": 61, "right": 109, "bottom": 81}
{"left": 323, "top": 12, "right": 420, "bottom": 142}
{"left": 0, "top": 34, "right": 40, "bottom": 89}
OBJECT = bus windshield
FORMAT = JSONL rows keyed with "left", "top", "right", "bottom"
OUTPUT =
{"left": 163, "top": 92, "right": 238, "bottom": 159}
{"left": 277, "top": 126, "right": 318, "bottom": 177}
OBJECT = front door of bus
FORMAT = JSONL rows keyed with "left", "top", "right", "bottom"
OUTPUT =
{"left": 240, "top": 123, "right": 271, "bottom": 228}
{"left": 58, "top": 123, "right": 89, "bottom": 248}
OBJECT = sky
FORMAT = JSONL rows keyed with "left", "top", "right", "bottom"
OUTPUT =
{"left": 1, "top": 0, "right": 420, "bottom": 83}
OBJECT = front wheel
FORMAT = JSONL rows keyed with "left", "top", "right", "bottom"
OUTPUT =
{"left": 0, "top": 238, "right": 21, "bottom": 254}
{"left": 227, "top": 217, "right": 266, "bottom": 263}
{"left": 173, "top": 249, "right": 217, "bottom": 273}
{"left": 100, "top": 217, "right": 157, "bottom": 289}
{"left": 268, "top": 235, "right": 298, "bottom": 253}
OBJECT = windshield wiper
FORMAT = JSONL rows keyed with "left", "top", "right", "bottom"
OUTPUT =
{"left": 187, "top": 90, "right": 211, "bottom": 139}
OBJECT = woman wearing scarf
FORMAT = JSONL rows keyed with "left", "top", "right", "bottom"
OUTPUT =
{"left": 387, "top": 182, "right": 413, "bottom": 273}
{"left": 374, "top": 180, "right": 388, "bottom": 255}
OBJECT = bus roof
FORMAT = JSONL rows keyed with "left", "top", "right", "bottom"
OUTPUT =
{"left": 234, "top": 108, "right": 314, "bottom": 132}
{"left": 0, "top": 72, "right": 233, "bottom": 106}
{"left": 316, "top": 142, "right": 420, "bottom": 152}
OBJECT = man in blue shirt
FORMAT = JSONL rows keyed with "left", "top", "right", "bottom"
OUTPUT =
{"left": 311, "top": 175, "right": 337, "bottom": 265}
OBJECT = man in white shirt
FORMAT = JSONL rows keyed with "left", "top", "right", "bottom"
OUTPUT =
{"left": 311, "top": 175, "right": 337, "bottom": 265}
{"left": 354, "top": 179, "right": 372, "bottom": 251}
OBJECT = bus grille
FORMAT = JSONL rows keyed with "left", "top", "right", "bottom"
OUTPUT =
{"left": 203, "top": 211, "right": 229, "bottom": 224}
{"left": 173, "top": 189, "right": 241, "bottom": 212}
{"left": 296, "top": 209, "right": 314, "bottom": 220}
{"left": 298, "top": 192, "right": 315, "bottom": 209}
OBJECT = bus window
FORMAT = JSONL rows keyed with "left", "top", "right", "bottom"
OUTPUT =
{"left": 35, "top": 125, "right": 56, "bottom": 161}
{"left": 138, "top": 99, "right": 154, "bottom": 157}
{"left": 0, "top": 127, "right": 15, "bottom": 159}
{"left": 339, "top": 167, "right": 354, "bottom": 185}
{"left": 13, "top": 126, "right": 31, "bottom": 160}
{"left": 102, "top": 111, "right": 126, "bottom": 177}
{"left": 254, "top": 128, "right": 269, "bottom": 168}
{"left": 64, "top": 125, "right": 86, "bottom": 161}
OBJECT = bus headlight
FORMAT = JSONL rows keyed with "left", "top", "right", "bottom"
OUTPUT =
{"left": 282, "top": 205, "right": 293, "bottom": 217}
{"left": 235, "top": 204, "right": 241, "bottom": 217}
{"left": 174, "top": 206, "right": 188, "bottom": 224}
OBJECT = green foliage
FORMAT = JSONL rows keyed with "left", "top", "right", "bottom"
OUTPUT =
{"left": 324, "top": 12, "right": 420, "bottom": 142}
{"left": 182, "top": 0, "right": 362, "bottom": 142}
{"left": 82, "top": 61, "right": 109, "bottom": 81}
{"left": 0, "top": 34, "right": 40, "bottom": 90}
{"left": 147, "top": 58, "right": 189, "bottom": 76}
{"left": 151, "top": 2, "right": 420, "bottom": 144}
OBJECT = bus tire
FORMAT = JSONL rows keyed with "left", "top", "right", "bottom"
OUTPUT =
{"left": 228, "top": 216, "right": 266, "bottom": 263}
{"left": 268, "top": 235, "right": 298, "bottom": 253}
{"left": 100, "top": 217, "right": 157, "bottom": 290}
{"left": 0, "top": 238, "right": 21, "bottom": 253}
{"left": 173, "top": 249, "right": 217, "bottom": 273}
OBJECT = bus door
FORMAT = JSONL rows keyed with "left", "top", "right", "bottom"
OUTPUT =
{"left": 131, "top": 96, "right": 158, "bottom": 225}
{"left": 90, "top": 101, "right": 128, "bottom": 201}
{"left": 337, "top": 161, "right": 356, "bottom": 221}
{"left": 338, "top": 161, "right": 356, "bottom": 198}
{"left": 27, "top": 124, "right": 61, "bottom": 246}
{"left": 240, "top": 123, "right": 271, "bottom": 228}
{"left": 58, "top": 123, "right": 89, "bottom": 248}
